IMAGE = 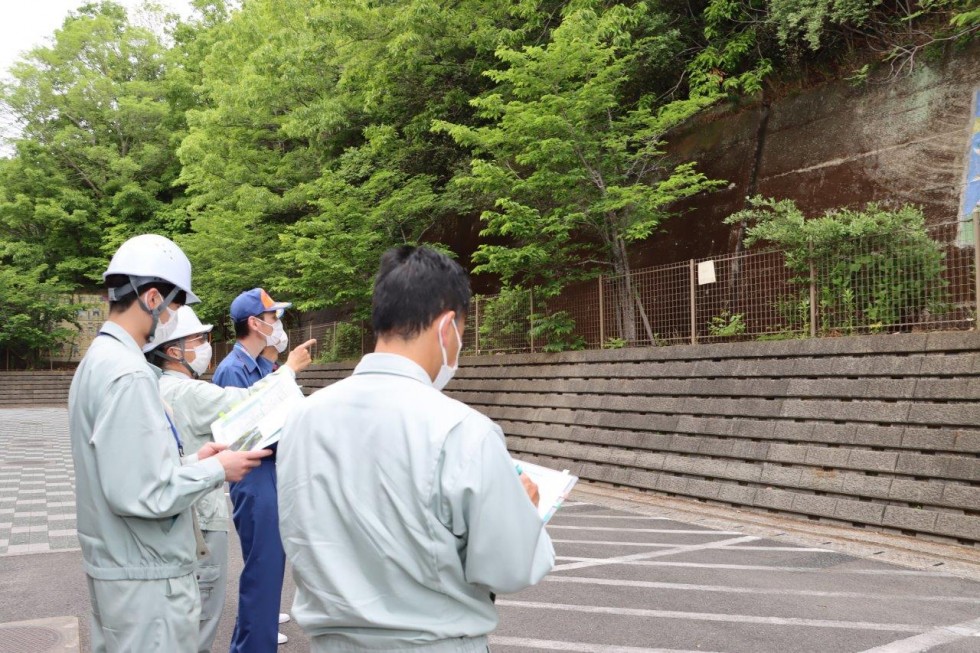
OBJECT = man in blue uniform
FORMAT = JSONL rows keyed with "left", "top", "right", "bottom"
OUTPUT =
{"left": 213, "top": 287, "right": 302, "bottom": 650}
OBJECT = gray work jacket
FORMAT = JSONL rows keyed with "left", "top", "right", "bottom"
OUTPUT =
{"left": 159, "top": 366, "right": 296, "bottom": 531}
{"left": 278, "top": 353, "right": 554, "bottom": 651}
{"left": 69, "top": 321, "right": 225, "bottom": 580}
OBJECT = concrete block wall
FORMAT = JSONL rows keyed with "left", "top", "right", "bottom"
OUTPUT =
{"left": 0, "top": 372, "right": 74, "bottom": 407}
{"left": 297, "top": 331, "right": 980, "bottom": 546}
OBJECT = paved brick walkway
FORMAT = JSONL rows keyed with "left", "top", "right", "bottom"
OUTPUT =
{"left": 0, "top": 409, "right": 77, "bottom": 556}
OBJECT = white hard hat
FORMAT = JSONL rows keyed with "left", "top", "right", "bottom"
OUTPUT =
{"left": 103, "top": 234, "right": 200, "bottom": 304}
{"left": 143, "top": 306, "right": 213, "bottom": 353}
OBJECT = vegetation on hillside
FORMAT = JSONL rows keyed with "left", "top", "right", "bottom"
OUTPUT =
{"left": 1, "top": 0, "right": 974, "bottom": 362}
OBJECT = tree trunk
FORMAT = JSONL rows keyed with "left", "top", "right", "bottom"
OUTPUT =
{"left": 611, "top": 230, "right": 637, "bottom": 343}
{"left": 606, "top": 215, "right": 657, "bottom": 345}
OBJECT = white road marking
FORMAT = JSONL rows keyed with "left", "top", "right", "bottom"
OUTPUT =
{"left": 857, "top": 616, "right": 980, "bottom": 652}
{"left": 552, "top": 558, "right": 959, "bottom": 577}
{"left": 489, "top": 636, "right": 721, "bottom": 653}
{"left": 552, "top": 535, "right": 760, "bottom": 572}
{"left": 549, "top": 525, "right": 743, "bottom": 535}
{"left": 553, "top": 515, "right": 673, "bottom": 520}
{"left": 553, "top": 539, "right": 832, "bottom": 552}
{"left": 495, "top": 600, "right": 927, "bottom": 633}
{"left": 544, "top": 575, "right": 980, "bottom": 604}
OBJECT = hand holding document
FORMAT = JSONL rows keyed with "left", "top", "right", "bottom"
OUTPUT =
{"left": 211, "top": 373, "right": 305, "bottom": 451}
{"left": 513, "top": 458, "right": 578, "bottom": 523}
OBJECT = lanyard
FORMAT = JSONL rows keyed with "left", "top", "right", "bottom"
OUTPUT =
{"left": 164, "top": 411, "right": 185, "bottom": 457}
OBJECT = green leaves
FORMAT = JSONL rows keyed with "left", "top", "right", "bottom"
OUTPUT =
{"left": 729, "top": 197, "right": 949, "bottom": 333}
{"left": 440, "top": 1, "right": 718, "bottom": 294}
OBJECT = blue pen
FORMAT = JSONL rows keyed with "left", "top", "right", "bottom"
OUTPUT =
{"left": 515, "top": 464, "right": 523, "bottom": 476}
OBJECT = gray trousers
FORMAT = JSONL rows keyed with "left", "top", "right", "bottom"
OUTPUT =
{"left": 88, "top": 573, "right": 200, "bottom": 653}
{"left": 197, "top": 529, "right": 229, "bottom": 653}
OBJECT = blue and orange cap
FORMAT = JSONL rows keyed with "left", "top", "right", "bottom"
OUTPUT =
{"left": 230, "top": 288, "right": 292, "bottom": 322}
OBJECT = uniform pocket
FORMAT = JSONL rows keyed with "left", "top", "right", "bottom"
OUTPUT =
{"left": 196, "top": 563, "right": 222, "bottom": 620}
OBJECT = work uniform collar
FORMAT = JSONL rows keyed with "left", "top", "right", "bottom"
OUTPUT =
{"left": 99, "top": 321, "right": 162, "bottom": 379}
{"left": 233, "top": 342, "right": 260, "bottom": 374}
{"left": 162, "top": 368, "right": 192, "bottom": 380}
{"left": 353, "top": 352, "right": 433, "bottom": 387}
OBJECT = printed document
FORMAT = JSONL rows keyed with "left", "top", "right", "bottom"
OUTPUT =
{"left": 210, "top": 373, "right": 305, "bottom": 451}
{"left": 513, "top": 458, "right": 578, "bottom": 523}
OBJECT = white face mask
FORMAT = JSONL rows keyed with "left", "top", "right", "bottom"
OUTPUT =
{"left": 187, "top": 341, "right": 212, "bottom": 377}
{"left": 433, "top": 315, "right": 462, "bottom": 391}
{"left": 258, "top": 318, "right": 289, "bottom": 353}
{"left": 152, "top": 305, "right": 179, "bottom": 343}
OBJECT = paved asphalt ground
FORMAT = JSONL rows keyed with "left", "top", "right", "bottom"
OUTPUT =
{"left": 2, "top": 407, "right": 979, "bottom": 653}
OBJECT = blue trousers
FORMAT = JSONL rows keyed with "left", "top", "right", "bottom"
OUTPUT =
{"left": 229, "top": 457, "right": 284, "bottom": 653}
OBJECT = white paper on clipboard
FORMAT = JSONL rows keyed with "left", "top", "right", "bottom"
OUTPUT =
{"left": 513, "top": 458, "right": 579, "bottom": 523}
{"left": 210, "top": 373, "right": 305, "bottom": 451}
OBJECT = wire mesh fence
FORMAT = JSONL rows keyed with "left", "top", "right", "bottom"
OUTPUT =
{"left": 4, "top": 218, "right": 976, "bottom": 369}
{"left": 267, "top": 218, "right": 978, "bottom": 360}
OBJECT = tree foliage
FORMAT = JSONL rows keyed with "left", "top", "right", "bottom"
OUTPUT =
{"left": 436, "top": 1, "right": 720, "bottom": 341}
{"left": 727, "top": 197, "right": 949, "bottom": 333}
{"left": 688, "top": 0, "right": 978, "bottom": 96}
{"left": 0, "top": 1, "right": 194, "bottom": 361}
{"left": 0, "top": 0, "right": 972, "bottom": 360}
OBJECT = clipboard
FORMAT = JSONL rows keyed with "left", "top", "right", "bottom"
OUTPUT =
{"left": 210, "top": 373, "right": 305, "bottom": 451}
{"left": 514, "top": 458, "right": 578, "bottom": 523}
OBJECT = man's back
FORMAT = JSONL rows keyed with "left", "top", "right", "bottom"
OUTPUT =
{"left": 278, "top": 352, "right": 554, "bottom": 652}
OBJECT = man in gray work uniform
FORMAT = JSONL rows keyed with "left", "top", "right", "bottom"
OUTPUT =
{"left": 144, "top": 305, "right": 315, "bottom": 652}
{"left": 279, "top": 246, "right": 554, "bottom": 652}
{"left": 69, "top": 234, "right": 271, "bottom": 653}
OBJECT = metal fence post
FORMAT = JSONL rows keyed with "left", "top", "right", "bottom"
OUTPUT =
{"left": 974, "top": 209, "right": 980, "bottom": 330}
{"left": 474, "top": 296, "right": 481, "bottom": 355}
{"left": 598, "top": 275, "right": 605, "bottom": 345}
{"left": 809, "top": 240, "right": 817, "bottom": 338}
{"left": 689, "top": 260, "right": 696, "bottom": 344}
{"left": 529, "top": 288, "right": 535, "bottom": 353}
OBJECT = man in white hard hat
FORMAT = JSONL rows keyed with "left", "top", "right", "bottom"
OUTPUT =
{"left": 144, "top": 306, "right": 315, "bottom": 652}
{"left": 69, "top": 234, "right": 272, "bottom": 653}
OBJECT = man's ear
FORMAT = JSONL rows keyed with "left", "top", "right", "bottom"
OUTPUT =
{"left": 141, "top": 287, "right": 159, "bottom": 310}
{"left": 437, "top": 310, "right": 456, "bottom": 335}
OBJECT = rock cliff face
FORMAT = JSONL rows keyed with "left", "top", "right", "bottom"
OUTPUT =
{"left": 308, "top": 47, "right": 979, "bottom": 325}
{"left": 632, "top": 44, "right": 980, "bottom": 268}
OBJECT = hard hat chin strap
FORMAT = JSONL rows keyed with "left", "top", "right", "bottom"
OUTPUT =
{"left": 121, "top": 276, "right": 180, "bottom": 343}
{"left": 151, "top": 338, "right": 199, "bottom": 379}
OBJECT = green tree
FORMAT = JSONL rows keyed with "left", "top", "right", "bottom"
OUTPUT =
{"left": 0, "top": 1, "right": 205, "bottom": 360}
{"left": 727, "top": 197, "right": 949, "bottom": 333}
{"left": 0, "top": 262, "right": 82, "bottom": 368}
{"left": 688, "top": 0, "right": 979, "bottom": 96}
{"left": 179, "top": 0, "right": 563, "bottom": 321}
{"left": 436, "top": 1, "right": 720, "bottom": 343}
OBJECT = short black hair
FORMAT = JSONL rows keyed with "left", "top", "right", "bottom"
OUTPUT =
{"left": 105, "top": 274, "right": 187, "bottom": 314}
{"left": 233, "top": 319, "right": 251, "bottom": 340}
{"left": 372, "top": 246, "right": 471, "bottom": 339}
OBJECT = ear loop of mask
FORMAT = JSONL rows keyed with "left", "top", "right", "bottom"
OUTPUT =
{"left": 439, "top": 314, "right": 461, "bottom": 367}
